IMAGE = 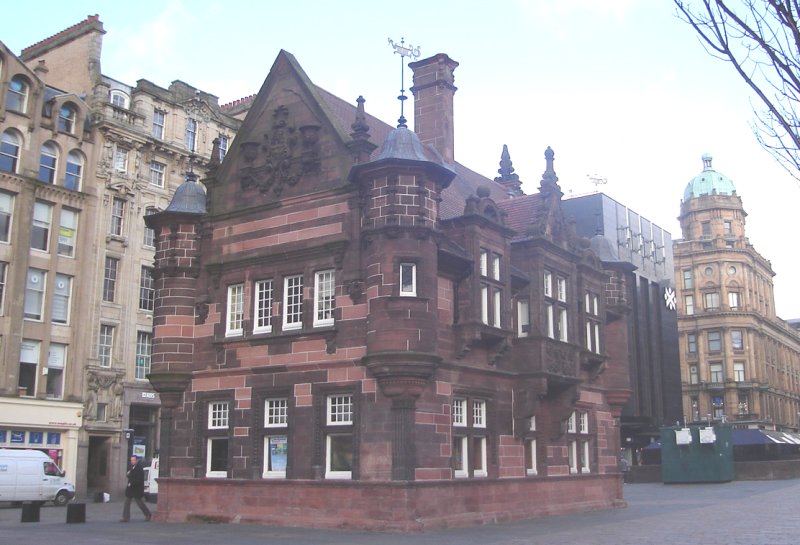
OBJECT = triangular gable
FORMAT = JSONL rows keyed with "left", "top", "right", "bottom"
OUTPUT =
{"left": 214, "top": 50, "right": 364, "bottom": 204}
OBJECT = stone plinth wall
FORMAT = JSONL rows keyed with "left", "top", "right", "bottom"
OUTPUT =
{"left": 155, "top": 475, "right": 624, "bottom": 531}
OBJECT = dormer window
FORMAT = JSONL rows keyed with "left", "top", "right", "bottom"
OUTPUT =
{"left": 6, "top": 76, "right": 29, "bottom": 113}
{"left": 58, "top": 104, "right": 77, "bottom": 133}
{"left": 109, "top": 90, "right": 129, "bottom": 109}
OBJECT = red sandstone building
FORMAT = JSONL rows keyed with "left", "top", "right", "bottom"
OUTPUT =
{"left": 146, "top": 51, "right": 633, "bottom": 530}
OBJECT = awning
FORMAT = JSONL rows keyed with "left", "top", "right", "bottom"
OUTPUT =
{"left": 644, "top": 429, "right": 800, "bottom": 448}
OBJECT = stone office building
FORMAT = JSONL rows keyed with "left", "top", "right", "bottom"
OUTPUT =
{"left": 2, "top": 16, "right": 241, "bottom": 498}
{"left": 674, "top": 154, "right": 800, "bottom": 431}
{"left": 146, "top": 50, "right": 634, "bottom": 530}
{"left": 0, "top": 38, "right": 96, "bottom": 483}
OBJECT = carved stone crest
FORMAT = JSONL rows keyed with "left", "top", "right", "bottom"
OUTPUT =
{"left": 239, "top": 105, "right": 322, "bottom": 196}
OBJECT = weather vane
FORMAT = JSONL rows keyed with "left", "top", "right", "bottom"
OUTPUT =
{"left": 388, "top": 37, "right": 421, "bottom": 128}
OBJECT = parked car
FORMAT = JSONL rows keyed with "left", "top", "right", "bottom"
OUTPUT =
{"left": 143, "top": 457, "right": 158, "bottom": 503}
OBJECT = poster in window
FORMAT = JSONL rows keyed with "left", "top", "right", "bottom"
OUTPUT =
{"left": 29, "top": 431, "right": 43, "bottom": 444}
{"left": 10, "top": 431, "right": 25, "bottom": 444}
{"left": 269, "top": 436, "right": 287, "bottom": 472}
{"left": 47, "top": 432, "right": 60, "bottom": 445}
{"left": 0, "top": 430, "right": 6, "bottom": 443}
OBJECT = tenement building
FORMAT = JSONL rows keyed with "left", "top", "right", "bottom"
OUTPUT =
{"left": 0, "top": 38, "right": 96, "bottom": 484}
{"left": 562, "top": 194, "right": 681, "bottom": 461}
{"left": 145, "top": 50, "right": 634, "bottom": 530}
{"left": 674, "top": 154, "right": 800, "bottom": 431}
{"left": 0, "top": 16, "right": 241, "bottom": 498}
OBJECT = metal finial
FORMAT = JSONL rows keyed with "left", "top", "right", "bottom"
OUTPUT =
{"left": 388, "top": 37, "right": 420, "bottom": 128}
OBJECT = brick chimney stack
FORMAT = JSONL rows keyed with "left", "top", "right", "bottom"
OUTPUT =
{"left": 409, "top": 54, "right": 458, "bottom": 164}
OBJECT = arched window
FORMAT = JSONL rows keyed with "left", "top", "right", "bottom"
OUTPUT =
{"left": 38, "top": 142, "right": 58, "bottom": 183}
{"left": 5, "top": 76, "right": 29, "bottom": 113}
{"left": 58, "top": 104, "right": 77, "bottom": 134}
{"left": 0, "top": 131, "right": 21, "bottom": 173}
{"left": 64, "top": 151, "right": 83, "bottom": 191}
{"left": 110, "top": 90, "right": 129, "bottom": 109}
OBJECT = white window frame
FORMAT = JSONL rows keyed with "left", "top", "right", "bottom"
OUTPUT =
{"left": 45, "top": 343, "right": 66, "bottom": 399}
{"left": 473, "top": 399, "right": 486, "bottom": 428}
{"left": 327, "top": 394, "right": 353, "bottom": 425}
{"left": 481, "top": 285, "right": 489, "bottom": 325}
{"left": 453, "top": 435, "right": 469, "bottom": 478}
{"left": 0, "top": 261, "right": 7, "bottom": 315}
{"left": 139, "top": 266, "right": 155, "bottom": 311}
{"left": 283, "top": 274, "right": 303, "bottom": 331}
{"left": 399, "top": 262, "right": 416, "bottom": 296}
{"left": 325, "top": 433, "right": 353, "bottom": 480}
{"left": 226, "top": 284, "right": 244, "bottom": 337}
{"left": 479, "top": 250, "right": 488, "bottom": 277}
{"left": 325, "top": 394, "right": 354, "bottom": 479}
{"left": 31, "top": 201, "right": 52, "bottom": 252}
{"left": 206, "top": 437, "right": 228, "bottom": 478}
{"left": 24, "top": 268, "right": 46, "bottom": 321}
{"left": 110, "top": 90, "right": 129, "bottom": 109}
{"left": 472, "top": 436, "right": 487, "bottom": 477}
{"left": 567, "top": 411, "right": 577, "bottom": 433}
{"left": 98, "top": 324, "right": 114, "bottom": 367}
{"left": 517, "top": 299, "right": 530, "bottom": 337}
{"left": 685, "top": 295, "right": 694, "bottom": 315}
{"left": 492, "top": 289, "right": 501, "bottom": 327}
{"left": 734, "top": 362, "right": 745, "bottom": 382}
{"left": 264, "top": 398, "right": 288, "bottom": 427}
{"left": 0, "top": 191, "right": 14, "bottom": 242}
{"left": 254, "top": 279, "right": 273, "bottom": 334}
{"left": 452, "top": 398, "right": 467, "bottom": 427}
{"left": 51, "top": 273, "right": 72, "bottom": 324}
{"left": 313, "top": 269, "right": 335, "bottom": 327}
{"left": 135, "top": 331, "right": 152, "bottom": 380}
{"left": 185, "top": 117, "right": 197, "bottom": 152}
{"left": 38, "top": 142, "right": 58, "bottom": 183}
{"left": 114, "top": 147, "right": 128, "bottom": 173}
{"left": 110, "top": 197, "right": 125, "bottom": 236}
{"left": 152, "top": 109, "right": 166, "bottom": 139}
{"left": 263, "top": 434, "right": 288, "bottom": 479}
{"left": 544, "top": 270, "right": 552, "bottom": 297}
{"left": 525, "top": 438, "right": 538, "bottom": 475}
{"left": 58, "top": 105, "right": 76, "bottom": 134}
{"left": 149, "top": 160, "right": 166, "bottom": 188}
{"left": 57, "top": 207, "right": 77, "bottom": 257}
{"left": 208, "top": 401, "right": 229, "bottom": 429}
{"left": 218, "top": 134, "right": 229, "bottom": 161}
{"left": 491, "top": 254, "right": 501, "bottom": 281}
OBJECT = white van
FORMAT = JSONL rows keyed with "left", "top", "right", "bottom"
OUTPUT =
{"left": 143, "top": 456, "right": 158, "bottom": 503}
{"left": 0, "top": 449, "right": 75, "bottom": 506}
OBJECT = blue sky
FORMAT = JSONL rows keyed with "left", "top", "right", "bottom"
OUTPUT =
{"left": 3, "top": 0, "right": 798, "bottom": 317}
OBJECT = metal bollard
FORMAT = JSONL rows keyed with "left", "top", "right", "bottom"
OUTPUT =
{"left": 66, "top": 502, "right": 86, "bottom": 523}
{"left": 21, "top": 503, "right": 40, "bottom": 523}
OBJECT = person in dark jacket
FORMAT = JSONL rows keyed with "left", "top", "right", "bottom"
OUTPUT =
{"left": 121, "top": 455, "right": 151, "bottom": 522}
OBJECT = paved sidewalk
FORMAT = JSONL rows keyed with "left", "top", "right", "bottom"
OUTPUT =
{"left": 2, "top": 480, "right": 799, "bottom": 545}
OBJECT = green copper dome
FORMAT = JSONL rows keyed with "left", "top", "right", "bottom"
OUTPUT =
{"left": 683, "top": 153, "right": 736, "bottom": 201}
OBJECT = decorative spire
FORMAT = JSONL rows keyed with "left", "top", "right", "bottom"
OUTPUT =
{"left": 388, "top": 37, "right": 420, "bottom": 128}
{"left": 350, "top": 95, "right": 370, "bottom": 139}
{"left": 538, "top": 146, "right": 562, "bottom": 197}
{"left": 494, "top": 144, "right": 523, "bottom": 197}
{"left": 347, "top": 95, "right": 377, "bottom": 162}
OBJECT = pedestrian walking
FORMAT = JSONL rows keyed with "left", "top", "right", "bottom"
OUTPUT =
{"left": 121, "top": 455, "right": 151, "bottom": 522}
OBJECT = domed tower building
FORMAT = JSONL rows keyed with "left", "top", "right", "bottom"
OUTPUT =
{"left": 674, "top": 154, "right": 800, "bottom": 431}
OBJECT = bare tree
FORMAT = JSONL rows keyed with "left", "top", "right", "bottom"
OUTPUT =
{"left": 674, "top": 0, "right": 800, "bottom": 181}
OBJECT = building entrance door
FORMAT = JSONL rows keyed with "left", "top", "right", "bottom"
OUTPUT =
{"left": 87, "top": 435, "right": 111, "bottom": 495}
